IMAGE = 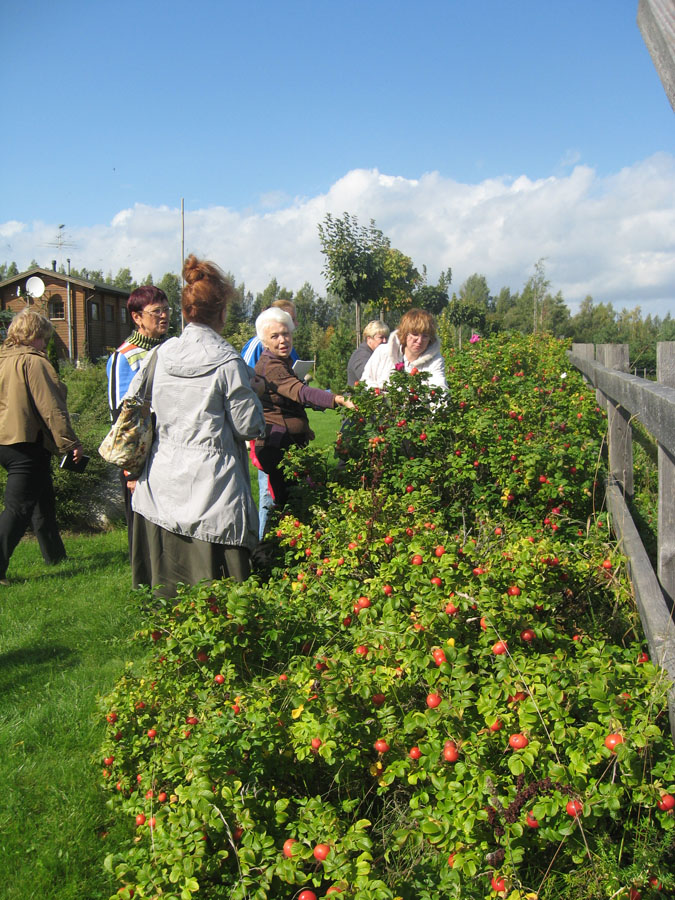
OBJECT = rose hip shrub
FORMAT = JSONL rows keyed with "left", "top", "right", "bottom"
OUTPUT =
{"left": 100, "top": 335, "right": 675, "bottom": 900}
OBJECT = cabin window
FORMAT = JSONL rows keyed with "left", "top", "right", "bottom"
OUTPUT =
{"left": 49, "top": 294, "right": 65, "bottom": 319}
{"left": 120, "top": 307, "right": 128, "bottom": 324}
{"left": 90, "top": 302, "right": 99, "bottom": 321}
{"left": 105, "top": 304, "right": 114, "bottom": 323}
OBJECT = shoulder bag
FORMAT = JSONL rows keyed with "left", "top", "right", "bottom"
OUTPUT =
{"left": 98, "top": 350, "right": 159, "bottom": 476}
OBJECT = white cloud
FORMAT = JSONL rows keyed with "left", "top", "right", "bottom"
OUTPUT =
{"left": 2, "top": 155, "right": 674, "bottom": 317}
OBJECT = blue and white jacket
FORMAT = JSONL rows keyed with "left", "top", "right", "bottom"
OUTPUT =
{"left": 106, "top": 331, "right": 165, "bottom": 419}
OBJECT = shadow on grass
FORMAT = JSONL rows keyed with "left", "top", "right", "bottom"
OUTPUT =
{"left": 0, "top": 644, "right": 78, "bottom": 692}
{"left": 9, "top": 548, "right": 130, "bottom": 583}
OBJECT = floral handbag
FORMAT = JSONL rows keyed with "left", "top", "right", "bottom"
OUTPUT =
{"left": 98, "top": 350, "right": 158, "bottom": 476}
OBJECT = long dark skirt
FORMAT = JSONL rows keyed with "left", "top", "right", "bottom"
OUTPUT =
{"left": 131, "top": 513, "right": 250, "bottom": 600}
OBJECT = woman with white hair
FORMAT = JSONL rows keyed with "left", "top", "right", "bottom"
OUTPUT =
{"left": 254, "top": 307, "right": 354, "bottom": 519}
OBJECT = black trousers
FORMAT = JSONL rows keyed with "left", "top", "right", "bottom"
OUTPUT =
{"left": 0, "top": 442, "right": 66, "bottom": 578}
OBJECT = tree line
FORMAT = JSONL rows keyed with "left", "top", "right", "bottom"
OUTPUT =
{"left": 2, "top": 212, "right": 673, "bottom": 383}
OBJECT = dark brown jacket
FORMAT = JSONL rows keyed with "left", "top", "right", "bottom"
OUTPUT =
{"left": 254, "top": 350, "right": 335, "bottom": 448}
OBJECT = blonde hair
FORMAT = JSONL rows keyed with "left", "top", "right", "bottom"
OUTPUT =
{"left": 363, "top": 320, "right": 390, "bottom": 340}
{"left": 4, "top": 308, "right": 53, "bottom": 348}
{"left": 272, "top": 299, "right": 296, "bottom": 317}
{"left": 396, "top": 308, "right": 437, "bottom": 348}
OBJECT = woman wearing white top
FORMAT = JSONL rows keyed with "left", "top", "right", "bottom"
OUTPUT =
{"left": 362, "top": 308, "right": 447, "bottom": 391}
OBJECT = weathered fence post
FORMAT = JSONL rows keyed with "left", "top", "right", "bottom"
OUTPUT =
{"left": 657, "top": 342, "right": 675, "bottom": 610}
{"left": 597, "top": 344, "right": 634, "bottom": 500}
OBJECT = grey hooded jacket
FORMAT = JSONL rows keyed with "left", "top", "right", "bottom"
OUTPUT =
{"left": 129, "top": 323, "right": 265, "bottom": 551}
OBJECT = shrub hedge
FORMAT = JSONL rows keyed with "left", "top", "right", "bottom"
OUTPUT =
{"left": 99, "top": 334, "right": 675, "bottom": 900}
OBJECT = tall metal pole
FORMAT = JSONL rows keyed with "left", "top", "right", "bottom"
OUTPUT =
{"left": 66, "top": 257, "right": 73, "bottom": 359}
{"left": 181, "top": 198, "right": 185, "bottom": 332}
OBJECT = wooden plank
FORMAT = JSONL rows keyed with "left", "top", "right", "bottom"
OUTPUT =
{"left": 606, "top": 483, "right": 675, "bottom": 742}
{"left": 638, "top": 0, "right": 675, "bottom": 113}
{"left": 567, "top": 351, "right": 675, "bottom": 455}
{"left": 658, "top": 343, "right": 675, "bottom": 609}
{"left": 598, "top": 344, "right": 634, "bottom": 499}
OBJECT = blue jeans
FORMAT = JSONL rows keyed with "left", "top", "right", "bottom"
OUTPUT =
{"left": 257, "top": 467, "right": 274, "bottom": 539}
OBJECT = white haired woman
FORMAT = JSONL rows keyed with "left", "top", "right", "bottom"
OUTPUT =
{"left": 254, "top": 307, "right": 354, "bottom": 521}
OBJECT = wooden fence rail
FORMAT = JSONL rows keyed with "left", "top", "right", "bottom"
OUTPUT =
{"left": 568, "top": 343, "right": 675, "bottom": 741}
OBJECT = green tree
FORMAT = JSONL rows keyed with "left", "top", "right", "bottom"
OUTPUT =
{"left": 442, "top": 294, "right": 486, "bottom": 349}
{"left": 376, "top": 247, "right": 420, "bottom": 318}
{"left": 412, "top": 284, "right": 449, "bottom": 316}
{"left": 318, "top": 213, "right": 390, "bottom": 344}
{"left": 529, "top": 259, "right": 550, "bottom": 334}
{"left": 251, "top": 278, "right": 294, "bottom": 321}
{"left": 293, "top": 282, "right": 320, "bottom": 360}
{"left": 459, "top": 273, "right": 492, "bottom": 311}
{"left": 569, "top": 296, "right": 618, "bottom": 344}
{"left": 490, "top": 286, "right": 516, "bottom": 331}
{"left": 110, "top": 268, "right": 137, "bottom": 292}
{"left": 73, "top": 267, "right": 105, "bottom": 283}
{"left": 222, "top": 273, "right": 248, "bottom": 341}
{"left": 314, "top": 323, "right": 355, "bottom": 391}
{"left": 156, "top": 273, "right": 182, "bottom": 336}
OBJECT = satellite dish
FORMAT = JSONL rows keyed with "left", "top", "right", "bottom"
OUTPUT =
{"left": 26, "top": 276, "right": 46, "bottom": 298}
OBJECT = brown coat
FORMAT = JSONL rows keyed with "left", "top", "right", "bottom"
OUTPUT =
{"left": 254, "top": 349, "right": 335, "bottom": 447}
{"left": 0, "top": 344, "right": 80, "bottom": 454}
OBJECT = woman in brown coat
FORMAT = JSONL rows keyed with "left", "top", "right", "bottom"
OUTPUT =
{"left": 253, "top": 307, "right": 354, "bottom": 519}
{"left": 0, "top": 309, "right": 83, "bottom": 584}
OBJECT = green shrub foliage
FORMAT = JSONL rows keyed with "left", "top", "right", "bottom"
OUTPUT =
{"left": 99, "top": 334, "right": 675, "bottom": 900}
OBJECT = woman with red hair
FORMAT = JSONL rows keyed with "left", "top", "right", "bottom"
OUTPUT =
{"left": 362, "top": 307, "right": 447, "bottom": 390}
{"left": 128, "top": 255, "right": 265, "bottom": 599}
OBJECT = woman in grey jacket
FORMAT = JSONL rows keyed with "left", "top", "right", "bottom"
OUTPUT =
{"left": 129, "top": 255, "right": 265, "bottom": 599}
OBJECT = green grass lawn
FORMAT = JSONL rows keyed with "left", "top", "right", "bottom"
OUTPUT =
{"left": 0, "top": 529, "right": 146, "bottom": 900}
{"left": 0, "top": 414, "right": 341, "bottom": 900}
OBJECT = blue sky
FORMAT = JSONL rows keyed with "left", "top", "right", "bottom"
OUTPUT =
{"left": 2, "top": 0, "right": 674, "bottom": 315}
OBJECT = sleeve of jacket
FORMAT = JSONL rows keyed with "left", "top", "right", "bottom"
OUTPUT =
{"left": 26, "top": 356, "right": 80, "bottom": 453}
{"left": 362, "top": 343, "right": 391, "bottom": 389}
{"left": 265, "top": 357, "right": 335, "bottom": 410}
{"left": 241, "top": 337, "right": 264, "bottom": 367}
{"left": 347, "top": 343, "right": 370, "bottom": 385}
{"left": 224, "top": 357, "right": 266, "bottom": 441}
{"left": 107, "top": 350, "right": 135, "bottom": 417}
{"left": 425, "top": 354, "right": 448, "bottom": 390}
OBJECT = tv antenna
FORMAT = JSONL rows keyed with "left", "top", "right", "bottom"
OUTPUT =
{"left": 43, "top": 224, "right": 77, "bottom": 262}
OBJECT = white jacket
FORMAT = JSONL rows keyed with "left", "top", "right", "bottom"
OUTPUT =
{"left": 129, "top": 323, "right": 265, "bottom": 550}
{"left": 362, "top": 332, "right": 447, "bottom": 390}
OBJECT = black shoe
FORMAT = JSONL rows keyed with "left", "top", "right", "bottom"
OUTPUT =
{"left": 45, "top": 555, "right": 68, "bottom": 566}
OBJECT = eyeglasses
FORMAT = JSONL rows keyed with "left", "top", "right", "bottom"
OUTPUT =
{"left": 143, "top": 306, "right": 170, "bottom": 319}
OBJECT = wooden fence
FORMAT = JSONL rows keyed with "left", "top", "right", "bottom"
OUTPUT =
{"left": 568, "top": 343, "right": 675, "bottom": 740}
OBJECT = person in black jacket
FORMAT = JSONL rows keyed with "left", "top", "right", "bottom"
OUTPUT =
{"left": 347, "top": 320, "right": 389, "bottom": 386}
